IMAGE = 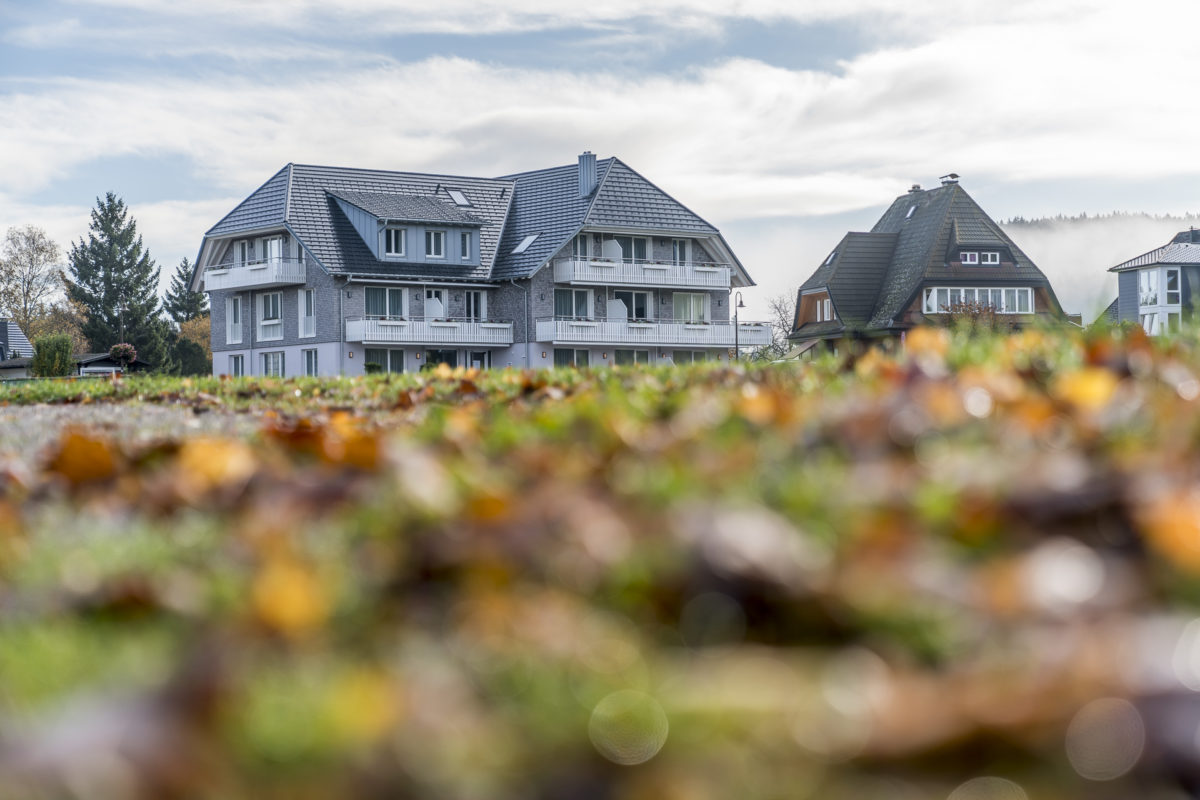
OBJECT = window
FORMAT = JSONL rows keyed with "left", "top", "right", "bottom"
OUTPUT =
{"left": 554, "top": 348, "right": 589, "bottom": 368}
{"left": 613, "top": 290, "right": 651, "bottom": 320}
{"left": 614, "top": 349, "right": 650, "bottom": 365}
{"left": 365, "top": 348, "right": 405, "bottom": 373}
{"left": 672, "top": 239, "right": 690, "bottom": 264}
{"left": 461, "top": 232, "right": 471, "bottom": 260}
{"left": 1167, "top": 268, "right": 1181, "bottom": 305}
{"left": 229, "top": 354, "right": 243, "bottom": 377}
{"left": 1141, "top": 313, "right": 1158, "bottom": 336}
{"left": 905, "top": 205, "right": 916, "bottom": 219}
{"left": 924, "top": 287, "right": 1033, "bottom": 314}
{"left": 425, "top": 230, "right": 446, "bottom": 258}
{"left": 366, "top": 286, "right": 405, "bottom": 319}
{"left": 465, "top": 290, "right": 486, "bottom": 322}
{"left": 981, "top": 251, "right": 1000, "bottom": 265}
{"left": 1139, "top": 269, "right": 1158, "bottom": 307}
{"left": 262, "top": 351, "right": 284, "bottom": 377}
{"left": 447, "top": 189, "right": 471, "bottom": 207}
{"left": 824, "top": 251, "right": 837, "bottom": 266}
{"left": 259, "top": 292, "right": 282, "bottom": 340}
{"left": 303, "top": 349, "right": 318, "bottom": 376}
{"left": 614, "top": 236, "right": 648, "bottom": 263}
{"left": 259, "top": 237, "right": 282, "bottom": 264}
{"left": 235, "top": 241, "right": 248, "bottom": 265}
{"left": 425, "top": 288, "right": 445, "bottom": 317}
{"left": 468, "top": 351, "right": 491, "bottom": 369}
{"left": 299, "top": 289, "right": 315, "bottom": 337}
{"left": 572, "top": 233, "right": 591, "bottom": 258}
{"left": 226, "top": 296, "right": 242, "bottom": 344}
{"left": 384, "top": 228, "right": 406, "bottom": 258}
{"left": 673, "top": 351, "right": 707, "bottom": 364}
{"left": 425, "top": 349, "right": 457, "bottom": 369}
{"left": 295, "top": 238, "right": 306, "bottom": 262}
{"left": 555, "top": 288, "right": 590, "bottom": 319}
{"left": 673, "top": 292, "right": 709, "bottom": 322}
{"left": 513, "top": 234, "right": 539, "bottom": 254}
{"left": 960, "top": 251, "right": 979, "bottom": 265}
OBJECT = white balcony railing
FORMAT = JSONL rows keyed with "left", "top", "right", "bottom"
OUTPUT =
{"left": 535, "top": 317, "right": 771, "bottom": 347}
{"left": 204, "top": 258, "right": 307, "bottom": 292}
{"left": 553, "top": 258, "right": 732, "bottom": 289}
{"left": 345, "top": 317, "right": 514, "bottom": 347}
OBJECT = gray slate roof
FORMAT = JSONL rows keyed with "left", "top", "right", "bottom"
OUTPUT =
{"left": 791, "top": 183, "right": 1061, "bottom": 340}
{"left": 1109, "top": 233, "right": 1200, "bottom": 272}
{"left": 1096, "top": 297, "right": 1119, "bottom": 326}
{"left": 0, "top": 319, "right": 32, "bottom": 358}
{"left": 327, "top": 190, "right": 487, "bottom": 227}
{"left": 198, "top": 157, "right": 745, "bottom": 285}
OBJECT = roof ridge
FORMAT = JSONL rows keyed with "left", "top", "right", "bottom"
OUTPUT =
{"left": 290, "top": 162, "right": 514, "bottom": 185}
{"left": 284, "top": 163, "right": 294, "bottom": 221}
{"left": 497, "top": 157, "right": 616, "bottom": 182}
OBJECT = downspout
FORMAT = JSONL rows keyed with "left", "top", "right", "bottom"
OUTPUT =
{"left": 339, "top": 277, "right": 347, "bottom": 375}
{"left": 510, "top": 278, "right": 529, "bottom": 368}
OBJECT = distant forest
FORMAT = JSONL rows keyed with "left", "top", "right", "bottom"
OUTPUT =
{"left": 1003, "top": 211, "right": 1200, "bottom": 228}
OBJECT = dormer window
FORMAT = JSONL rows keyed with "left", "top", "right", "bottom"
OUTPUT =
{"left": 461, "top": 232, "right": 471, "bottom": 260}
{"left": 961, "top": 251, "right": 979, "bottom": 265}
{"left": 981, "top": 251, "right": 1000, "bottom": 265}
{"left": 384, "top": 227, "right": 406, "bottom": 258}
{"left": 425, "top": 230, "right": 446, "bottom": 258}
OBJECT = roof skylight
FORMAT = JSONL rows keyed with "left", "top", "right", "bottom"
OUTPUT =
{"left": 513, "top": 234, "right": 539, "bottom": 254}
{"left": 824, "top": 251, "right": 837, "bottom": 266}
{"left": 447, "top": 189, "right": 471, "bottom": 207}
{"left": 906, "top": 205, "right": 917, "bottom": 219}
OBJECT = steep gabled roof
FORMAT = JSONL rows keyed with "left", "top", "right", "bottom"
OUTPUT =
{"left": 206, "top": 165, "right": 290, "bottom": 237}
{"left": 1, "top": 319, "right": 32, "bottom": 358}
{"left": 585, "top": 159, "right": 718, "bottom": 234}
{"left": 327, "top": 190, "right": 487, "bottom": 227}
{"left": 490, "top": 158, "right": 615, "bottom": 280}
{"left": 791, "top": 183, "right": 1062, "bottom": 340}
{"left": 867, "top": 183, "right": 1059, "bottom": 328}
{"left": 1109, "top": 232, "right": 1200, "bottom": 272}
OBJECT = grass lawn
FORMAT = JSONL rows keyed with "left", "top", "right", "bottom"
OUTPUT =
{"left": 1, "top": 326, "right": 1199, "bottom": 798}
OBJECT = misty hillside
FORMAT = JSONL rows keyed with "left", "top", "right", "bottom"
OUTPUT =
{"left": 1000, "top": 212, "right": 1200, "bottom": 320}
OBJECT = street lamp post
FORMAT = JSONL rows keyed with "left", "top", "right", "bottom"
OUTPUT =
{"left": 733, "top": 291, "right": 746, "bottom": 362}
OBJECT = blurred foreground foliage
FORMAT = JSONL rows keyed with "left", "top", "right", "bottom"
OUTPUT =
{"left": 5, "top": 326, "right": 1200, "bottom": 797}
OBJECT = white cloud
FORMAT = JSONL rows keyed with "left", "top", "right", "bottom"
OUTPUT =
{"left": 5, "top": 0, "right": 1200, "bottom": 316}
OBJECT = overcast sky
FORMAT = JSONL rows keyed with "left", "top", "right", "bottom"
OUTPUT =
{"left": 3, "top": 0, "right": 1199, "bottom": 319}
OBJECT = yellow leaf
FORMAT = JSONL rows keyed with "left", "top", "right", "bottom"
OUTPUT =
{"left": 327, "top": 669, "right": 403, "bottom": 743}
{"left": 177, "top": 438, "right": 257, "bottom": 492}
{"left": 46, "top": 431, "right": 117, "bottom": 485}
{"left": 1140, "top": 489, "right": 1200, "bottom": 573}
{"left": 1052, "top": 367, "right": 1119, "bottom": 412}
{"left": 252, "top": 559, "right": 329, "bottom": 637}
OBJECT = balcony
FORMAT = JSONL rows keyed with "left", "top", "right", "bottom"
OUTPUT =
{"left": 553, "top": 258, "right": 731, "bottom": 289}
{"left": 204, "top": 258, "right": 307, "bottom": 292}
{"left": 535, "top": 318, "right": 771, "bottom": 348}
{"left": 345, "top": 317, "right": 514, "bottom": 347}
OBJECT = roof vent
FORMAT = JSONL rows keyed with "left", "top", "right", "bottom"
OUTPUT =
{"left": 578, "top": 151, "right": 598, "bottom": 197}
{"left": 908, "top": 184, "right": 922, "bottom": 193}
{"left": 939, "top": 173, "right": 960, "bottom": 186}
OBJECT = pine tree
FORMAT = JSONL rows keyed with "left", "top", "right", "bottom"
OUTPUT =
{"left": 65, "top": 193, "right": 167, "bottom": 367}
{"left": 163, "top": 257, "right": 207, "bottom": 324}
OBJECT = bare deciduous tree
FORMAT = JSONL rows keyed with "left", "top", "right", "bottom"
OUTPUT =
{"left": 749, "top": 291, "right": 798, "bottom": 361}
{"left": 0, "top": 225, "right": 63, "bottom": 336}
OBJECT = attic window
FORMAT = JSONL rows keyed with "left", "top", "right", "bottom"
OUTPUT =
{"left": 961, "top": 251, "right": 979, "bottom": 265}
{"left": 447, "top": 189, "right": 471, "bottom": 207}
{"left": 981, "top": 251, "right": 1000, "bottom": 265}
{"left": 906, "top": 205, "right": 916, "bottom": 219}
{"left": 513, "top": 234, "right": 539, "bottom": 254}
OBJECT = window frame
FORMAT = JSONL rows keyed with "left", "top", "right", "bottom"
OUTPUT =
{"left": 553, "top": 348, "right": 589, "bottom": 368}
{"left": 299, "top": 288, "right": 316, "bottom": 338}
{"left": 229, "top": 354, "right": 243, "bottom": 377}
{"left": 303, "top": 348, "right": 318, "bottom": 376}
{"left": 613, "top": 235, "right": 648, "bottom": 264}
{"left": 960, "top": 251, "right": 979, "bottom": 265}
{"left": 364, "top": 348, "right": 405, "bottom": 374}
{"left": 672, "top": 292, "right": 710, "bottom": 323}
{"left": 460, "top": 231, "right": 471, "bottom": 260}
{"left": 383, "top": 227, "right": 406, "bottom": 259}
{"left": 1167, "top": 267, "right": 1181, "bottom": 305}
{"left": 366, "top": 286, "right": 405, "bottom": 320}
{"left": 672, "top": 239, "right": 690, "bottom": 265}
{"left": 262, "top": 351, "right": 284, "bottom": 377}
{"left": 613, "top": 289, "right": 652, "bottom": 321}
{"left": 614, "top": 349, "right": 651, "bottom": 365}
{"left": 465, "top": 290, "right": 486, "bottom": 322}
{"left": 981, "top": 251, "right": 1000, "bottom": 265}
{"left": 554, "top": 287, "right": 591, "bottom": 319}
{"left": 258, "top": 291, "right": 283, "bottom": 341}
{"left": 226, "top": 296, "right": 242, "bottom": 344}
{"left": 923, "top": 286, "right": 1034, "bottom": 314}
{"left": 425, "top": 230, "right": 446, "bottom": 259}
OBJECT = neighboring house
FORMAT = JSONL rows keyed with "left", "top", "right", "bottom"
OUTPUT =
{"left": 788, "top": 177, "right": 1064, "bottom": 354}
{"left": 189, "top": 153, "right": 766, "bottom": 377}
{"left": 1107, "top": 229, "right": 1200, "bottom": 335}
{"left": 0, "top": 319, "right": 33, "bottom": 362}
{"left": 0, "top": 352, "right": 151, "bottom": 380}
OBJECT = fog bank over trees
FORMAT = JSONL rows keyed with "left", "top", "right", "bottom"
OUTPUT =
{"left": 1002, "top": 212, "right": 1200, "bottom": 321}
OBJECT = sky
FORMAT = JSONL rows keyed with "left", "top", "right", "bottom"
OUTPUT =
{"left": 3, "top": 0, "right": 1200, "bottom": 320}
